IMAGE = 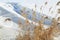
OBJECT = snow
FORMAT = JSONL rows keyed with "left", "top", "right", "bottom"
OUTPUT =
{"left": 0, "top": 27, "right": 18, "bottom": 40}
{"left": 0, "top": 3, "right": 38, "bottom": 40}
{"left": 54, "top": 36, "right": 60, "bottom": 40}
{"left": 0, "top": 1, "right": 60, "bottom": 40}
{"left": 0, "top": 16, "right": 24, "bottom": 40}
{"left": 0, "top": 16, "right": 18, "bottom": 28}
{"left": 0, "top": 3, "right": 39, "bottom": 26}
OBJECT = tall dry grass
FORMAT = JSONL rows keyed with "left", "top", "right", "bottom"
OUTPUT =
{"left": 16, "top": 17, "right": 60, "bottom": 40}
{"left": 16, "top": 5, "right": 60, "bottom": 40}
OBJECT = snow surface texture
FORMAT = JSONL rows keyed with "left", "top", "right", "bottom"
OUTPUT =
{"left": 0, "top": 3, "right": 25, "bottom": 40}
{"left": 0, "top": 16, "right": 25, "bottom": 40}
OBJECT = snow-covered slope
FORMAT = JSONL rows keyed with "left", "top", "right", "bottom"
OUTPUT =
{"left": 0, "top": 3, "right": 39, "bottom": 25}
{"left": 0, "top": 16, "right": 24, "bottom": 40}
{"left": 0, "top": 3, "right": 40, "bottom": 40}
{"left": 0, "top": 16, "right": 18, "bottom": 29}
{"left": 0, "top": 2, "right": 53, "bottom": 26}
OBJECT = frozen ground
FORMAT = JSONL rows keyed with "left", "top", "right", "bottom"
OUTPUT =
{"left": 0, "top": 27, "right": 18, "bottom": 40}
